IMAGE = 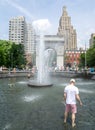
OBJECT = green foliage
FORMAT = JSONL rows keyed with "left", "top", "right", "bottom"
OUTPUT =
{"left": 0, "top": 40, "right": 26, "bottom": 69}
{"left": 0, "top": 40, "right": 12, "bottom": 66}
{"left": 79, "top": 53, "right": 85, "bottom": 67}
{"left": 79, "top": 43, "right": 95, "bottom": 68}
{"left": 86, "top": 45, "right": 95, "bottom": 67}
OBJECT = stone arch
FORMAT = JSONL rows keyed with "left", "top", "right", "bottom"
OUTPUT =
{"left": 36, "top": 35, "right": 64, "bottom": 68}
{"left": 44, "top": 47, "right": 57, "bottom": 68}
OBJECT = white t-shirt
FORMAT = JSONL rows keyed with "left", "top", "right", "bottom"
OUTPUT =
{"left": 64, "top": 84, "right": 79, "bottom": 104}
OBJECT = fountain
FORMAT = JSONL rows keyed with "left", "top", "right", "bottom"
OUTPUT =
{"left": 28, "top": 20, "right": 53, "bottom": 87}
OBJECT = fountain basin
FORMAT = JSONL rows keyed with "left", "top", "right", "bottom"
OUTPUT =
{"left": 27, "top": 81, "right": 53, "bottom": 87}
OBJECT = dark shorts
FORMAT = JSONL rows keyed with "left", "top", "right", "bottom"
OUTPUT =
{"left": 65, "top": 104, "right": 77, "bottom": 113}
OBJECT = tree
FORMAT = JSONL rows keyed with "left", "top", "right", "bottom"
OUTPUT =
{"left": 79, "top": 43, "right": 95, "bottom": 68}
{"left": 0, "top": 40, "right": 26, "bottom": 69}
{"left": 10, "top": 43, "right": 26, "bottom": 69}
{"left": 0, "top": 40, "right": 12, "bottom": 67}
{"left": 86, "top": 44, "right": 95, "bottom": 67}
{"left": 79, "top": 53, "right": 85, "bottom": 68}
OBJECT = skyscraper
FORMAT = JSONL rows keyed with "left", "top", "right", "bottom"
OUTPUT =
{"left": 57, "top": 6, "right": 77, "bottom": 50}
{"left": 25, "top": 23, "right": 36, "bottom": 65}
{"left": 9, "top": 16, "right": 36, "bottom": 65}
{"left": 89, "top": 33, "right": 95, "bottom": 48}
{"left": 25, "top": 23, "right": 35, "bottom": 54}
{"left": 9, "top": 16, "right": 26, "bottom": 45}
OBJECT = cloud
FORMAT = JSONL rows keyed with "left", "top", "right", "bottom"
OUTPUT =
{"left": 5, "top": 0, "right": 34, "bottom": 20}
{"left": 32, "top": 19, "right": 51, "bottom": 32}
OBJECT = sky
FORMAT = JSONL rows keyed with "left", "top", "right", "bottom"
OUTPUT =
{"left": 0, "top": 0, "right": 95, "bottom": 49}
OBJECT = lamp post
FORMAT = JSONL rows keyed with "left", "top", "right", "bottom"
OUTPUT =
{"left": 85, "top": 43, "right": 87, "bottom": 70}
{"left": 84, "top": 43, "right": 88, "bottom": 76}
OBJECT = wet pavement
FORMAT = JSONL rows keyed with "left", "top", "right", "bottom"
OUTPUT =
{"left": 0, "top": 76, "right": 95, "bottom": 130}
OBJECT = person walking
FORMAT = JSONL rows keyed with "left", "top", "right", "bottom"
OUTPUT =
{"left": 63, "top": 79, "right": 82, "bottom": 127}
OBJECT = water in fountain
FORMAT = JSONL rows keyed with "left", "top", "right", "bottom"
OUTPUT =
{"left": 1, "top": 77, "right": 95, "bottom": 130}
{"left": 28, "top": 32, "right": 53, "bottom": 87}
{"left": 37, "top": 33, "right": 47, "bottom": 83}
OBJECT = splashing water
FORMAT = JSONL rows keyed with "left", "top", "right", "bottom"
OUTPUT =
{"left": 37, "top": 33, "right": 48, "bottom": 83}
{"left": 28, "top": 19, "right": 53, "bottom": 87}
{"left": 23, "top": 95, "right": 41, "bottom": 102}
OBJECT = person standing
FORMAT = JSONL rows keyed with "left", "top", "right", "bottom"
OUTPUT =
{"left": 63, "top": 79, "right": 82, "bottom": 127}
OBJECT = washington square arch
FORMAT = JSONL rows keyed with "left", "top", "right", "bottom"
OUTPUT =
{"left": 35, "top": 35, "right": 64, "bottom": 69}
